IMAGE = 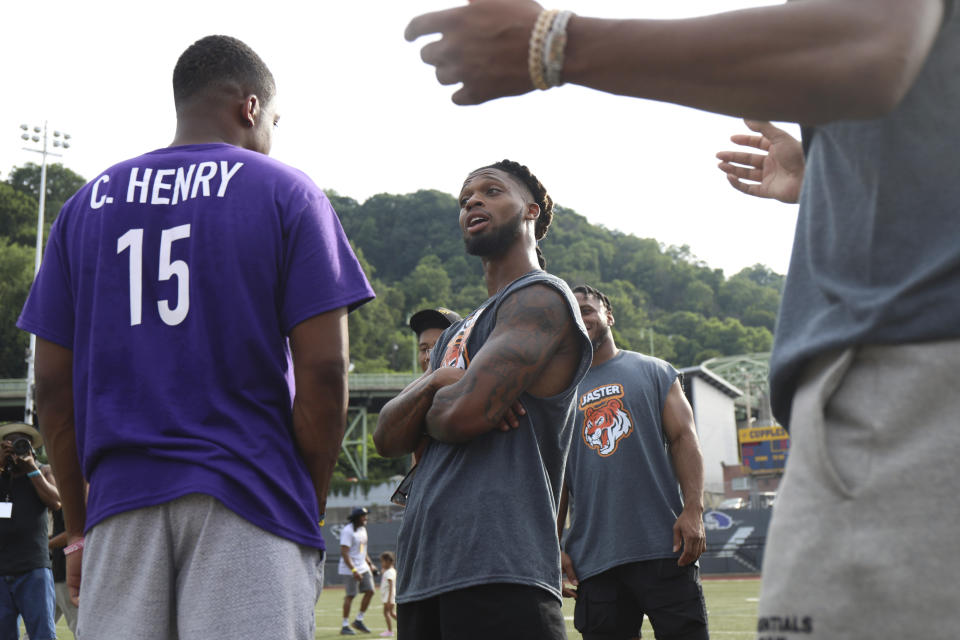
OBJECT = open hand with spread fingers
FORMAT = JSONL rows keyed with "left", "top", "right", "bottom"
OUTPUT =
{"left": 716, "top": 119, "right": 805, "bottom": 204}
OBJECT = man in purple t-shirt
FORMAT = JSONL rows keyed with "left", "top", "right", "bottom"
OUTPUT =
{"left": 17, "top": 35, "right": 373, "bottom": 640}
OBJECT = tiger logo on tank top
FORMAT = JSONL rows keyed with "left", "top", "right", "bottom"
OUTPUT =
{"left": 578, "top": 383, "right": 634, "bottom": 457}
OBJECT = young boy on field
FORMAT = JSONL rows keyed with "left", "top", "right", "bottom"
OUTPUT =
{"left": 379, "top": 552, "right": 397, "bottom": 637}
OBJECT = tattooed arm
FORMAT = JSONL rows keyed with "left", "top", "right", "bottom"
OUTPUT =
{"left": 374, "top": 366, "right": 465, "bottom": 457}
{"left": 425, "top": 284, "right": 580, "bottom": 443}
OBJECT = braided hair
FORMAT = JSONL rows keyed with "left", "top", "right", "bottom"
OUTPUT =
{"left": 475, "top": 159, "right": 554, "bottom": 269}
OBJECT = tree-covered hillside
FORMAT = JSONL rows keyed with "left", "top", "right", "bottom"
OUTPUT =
{"left": 334, "top": 189, "right": 782, "bottom": 373}
{"left": 1, "top": 163, "right": 86, "bottom": 378}
{"left": 0, "top": 166, "right": 783, "bottom": 379}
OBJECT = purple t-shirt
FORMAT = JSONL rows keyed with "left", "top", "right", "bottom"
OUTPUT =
{"left": 17, "top": 143, "right": 374, "bottom": 549}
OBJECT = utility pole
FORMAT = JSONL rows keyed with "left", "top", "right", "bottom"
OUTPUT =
{"left": 19, "top": 122, "right": 71, "bottom": 426}
{"left": 640, "top": 328, "right": 655, "bottom": 357}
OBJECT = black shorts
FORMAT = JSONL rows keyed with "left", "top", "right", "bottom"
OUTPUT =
{"left": 398, "top": 583, "right": 567, "bottom": 640}
{"left": 573, "top": 559, "right": 708, "bottom": 640}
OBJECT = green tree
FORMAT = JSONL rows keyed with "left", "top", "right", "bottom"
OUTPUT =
{"left": 655, "top": 311, "right": 773, "bottom": 367}
{"left": 7, "top": 163, "right": 86, "bottom": 245}
{"left": 402, "top": 254, "right": 453, "bottom": 313}
{"left": 449, "top": 282, "right": 488, "bottom": 315}
{"left": 339, "top": 189, "right": 471, "bottom": 286}
{"left": 364, "top": 430, "right": 410, "bottom": 480}
{"left": 738, "top": 263, "right": 786, "bottom": 290}
{"left": 327, "top": 187, "right": 785, "bottom": 374}
{"left": 346, "top": 248, "right": 411, "bottom": 373}
{"left": 0, "top": 164, "right": 88, "bottom": 378}
{"left": 0, "top": 183, "right": 39, "bottom": 247}
{"left": 0, "top": 239, "right": 33, "bottom": 377}
{"left": 718, "top": 267, "right": 783, "bottom": 331}
{"left": 680, "top": 280, "right": 717, "bottom": 316}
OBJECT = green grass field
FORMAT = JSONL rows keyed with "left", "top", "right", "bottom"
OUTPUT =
{"left": 311, "top": 576, "right": 761, "bottom": 639}
{"left": 45, "top": 576, "right": 759, "bottom": 639}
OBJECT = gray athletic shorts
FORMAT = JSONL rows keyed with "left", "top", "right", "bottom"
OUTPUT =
{"left": 54, "top": 581, "right": 78, "bottom": 636}
{"left": 76, "top": 493, "right": 323, "bottom": 640}
{"left": 344, "top": 570, "right": 375, "bottom": 596}
{"left": 757, "top": 341, "right": 960, "bottom": 640}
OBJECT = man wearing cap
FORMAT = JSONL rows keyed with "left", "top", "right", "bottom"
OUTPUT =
{"left": 339, "top": 507, "right": 376, "bottom": 635}
{"left": 0, "top": 423, "right": 62, "bottom": 640}
{"left": 408, "top": 308, "right": 465, "bottom": 465}
{"left": 409, "top": 308, "right": 463, "bottom": 373}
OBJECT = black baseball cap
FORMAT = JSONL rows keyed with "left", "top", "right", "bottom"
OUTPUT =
{"left": 349, "top": 507, "right": 369, "bottom": 520}
{"left": 409, "top": 307, "right": 462, "bottom": 335}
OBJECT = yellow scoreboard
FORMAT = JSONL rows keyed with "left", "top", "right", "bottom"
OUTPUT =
{"left": 738, "top": 424, "right": 790, "bottom": 473}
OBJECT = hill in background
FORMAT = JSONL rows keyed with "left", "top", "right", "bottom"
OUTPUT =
{"left": 331, "top": 188, "right": 782, "bottom": 373}
{"left": 0, "top": 165, "right": 782, "bottom": 378}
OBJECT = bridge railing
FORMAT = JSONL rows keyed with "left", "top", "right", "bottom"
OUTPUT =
{"left": 1, "top": 374, "right": 419, "bottom": 407}
{"left": 0, "top": 379, "right": 27, "bottom": 393}
{"left": 349, "top": 372, "right": 419, "bottom": 392}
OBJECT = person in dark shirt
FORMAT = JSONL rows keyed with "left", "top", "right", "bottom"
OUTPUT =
{"left": 0, "top": 423, "right": 61, "bottom": 640}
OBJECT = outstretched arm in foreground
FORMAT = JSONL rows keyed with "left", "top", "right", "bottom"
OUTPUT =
{"left": 716, "top": 119, "right": 805, "bottom": 204}
{"left": 405, "top": 0, "right": 945, "bottom": 123}
{"left": 662, "top": 380, "right": 706, "bottom": 566}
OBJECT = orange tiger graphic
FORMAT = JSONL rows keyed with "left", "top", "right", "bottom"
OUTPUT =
{"left": 440, "top": 303, "right": 488, "bottom": 370}
{"left": 583, "top": 398, "right": 633, "bottom": 457}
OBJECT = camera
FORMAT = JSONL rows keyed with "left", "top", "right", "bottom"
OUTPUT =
{"left": 11, "top": 437, "right": 33, "bottom": 458}
{"left": 2, "top": 437, "right": 34, "bottom": 473}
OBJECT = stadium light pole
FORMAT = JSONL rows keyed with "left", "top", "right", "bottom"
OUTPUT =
{"left": 19, "top": 121, "right": 71, "bottom": 426}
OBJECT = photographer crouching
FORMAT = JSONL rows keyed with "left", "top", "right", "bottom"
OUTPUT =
{"left": 0, "top": 423, "right": 61, "bottom": 640}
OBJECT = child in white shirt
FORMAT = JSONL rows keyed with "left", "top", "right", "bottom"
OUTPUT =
{"left": 378, "top": 551, "right": 397, "bottom": 637}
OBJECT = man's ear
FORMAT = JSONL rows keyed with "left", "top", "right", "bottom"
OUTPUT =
{"left": 526, "top": 201, "right": 541, "bottom": 221}
{"left": 241, "top": 94, "right": 259, "bottom": 128}
{"left": 607, "top": 311, "right": 615, "bottom": 327}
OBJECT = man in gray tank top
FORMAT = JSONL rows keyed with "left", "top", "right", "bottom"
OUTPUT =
{"left": 559, "top": 285, "right": 707, "bottom": 640}
{"left": 712, "top": 5, "right": 960, "bottom": 638}
{"left": 375, "top": 160, "right": 592, "bottom": 640}
{"left": 405, "top": 1, "right": 956, "bottom": 637}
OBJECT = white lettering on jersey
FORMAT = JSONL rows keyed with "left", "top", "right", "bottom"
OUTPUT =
{"left": 121, "top": 161, "right": 245, "bottom": 206}
{"left": 89, "top": 175, "right": 113, "bottom": 209}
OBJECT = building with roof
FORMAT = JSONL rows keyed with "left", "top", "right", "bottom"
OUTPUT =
{"left": 678, "top": 365, "right": 742, "bottom": 500}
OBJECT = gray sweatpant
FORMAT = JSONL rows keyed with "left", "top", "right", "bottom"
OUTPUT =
{"left": 76, "top": 493, "right": 323, "bottom": 640}
{"left": 757, "top": 341, "right": 960, "bottom": 639}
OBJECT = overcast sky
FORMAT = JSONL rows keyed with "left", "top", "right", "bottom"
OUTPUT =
{"left": 1, "top": 0, "right": 798, "bottom": 277}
